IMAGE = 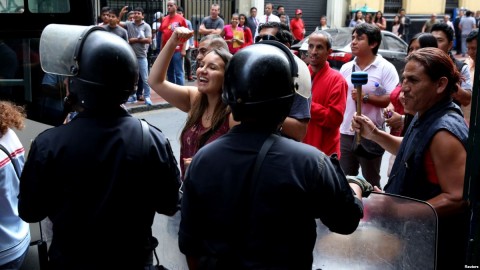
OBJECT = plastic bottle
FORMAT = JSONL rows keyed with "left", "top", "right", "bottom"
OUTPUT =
{"left": 374, "top": 82, "right": 387, "bottom": 96}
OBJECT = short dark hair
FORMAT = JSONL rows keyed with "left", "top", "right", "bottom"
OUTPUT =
{"left": 467, "top": 29, "right": 479, "bottom": 43}
{"left": 108, "top": 7, "right": 120, "bottom": 17}
{"left": 258, "top": 22, "right": 293, "bottom": 47}
{"left": 176, "top": 6, "right": 184, "bottom": 13}
{"left": 408, "top": 33, "right": 438, "bottom": 53}
{"left": 101, "top": 6, "right": 110, "bottom": 13}
{"left": 406, "top": 47, "right": 461, "bottom": 95}
{"left": 430, "top": 23, "right": 454, "bottom": 42}
{"left": 134, "top": 7, "right": 144, "bottom": 14}
{"left": 353, "top": 23, "right": 382, "bottom": 55}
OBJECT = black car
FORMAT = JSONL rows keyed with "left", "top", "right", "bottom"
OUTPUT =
{"left": 292, "top": 27, "right": 408, "bottom": 77}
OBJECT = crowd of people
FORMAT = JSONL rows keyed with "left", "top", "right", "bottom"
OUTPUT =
{"left": 0, "top": 1, "right": 478, "bottom": 269}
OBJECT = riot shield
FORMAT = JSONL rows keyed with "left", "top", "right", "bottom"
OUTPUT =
{"left": 154, "top": 193, "right": 437, "bottom": 270}
{"left": 153, "top": 211, "right": 189, "bottom": 269}
{"left": 313, "top": 192, "right": 437, "bottom": 270}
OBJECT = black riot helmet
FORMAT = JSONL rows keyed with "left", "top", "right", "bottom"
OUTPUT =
{"left": 222, "top": 41, "right": 299, "bottom": 123}
{"left": 40, "top": 24, "right": 138, "bottom": 109}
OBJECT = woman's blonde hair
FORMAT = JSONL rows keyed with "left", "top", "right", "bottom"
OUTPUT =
{"left": 0, "top": 101, "right": 26, "bottom": 136}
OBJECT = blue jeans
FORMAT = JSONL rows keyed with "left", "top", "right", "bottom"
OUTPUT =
{"left": 0, "top": 246, "right": 29, "bottom": 270}
{"left": 136, "top": 72, "right": 143, "bottom": 98}
{"left": 167, "top": 51, "right": 185, "bottom": 86}
{"left": 138, "top": 57, "right": 150, "bottom": 98}
{"left": 339, "top": 134, "right": 383, "bottom": 188}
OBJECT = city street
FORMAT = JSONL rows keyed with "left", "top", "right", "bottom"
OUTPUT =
{"left": 133, "top": 107, "right": 392, "bottom": 187}
{"left": 18, "top": 106, "right": 393, "bottom": 270}
{"left": 134, "top": 106, "right": 393, "bottom": 270}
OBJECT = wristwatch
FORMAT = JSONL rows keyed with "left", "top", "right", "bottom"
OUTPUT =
{"left": 362, "top": 93, "right": 369, "bottom": 104}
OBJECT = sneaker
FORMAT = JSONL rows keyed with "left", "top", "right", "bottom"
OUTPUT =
{"left": 145, "top": 97, "right": 152, "bottom": 106}
{"left": 127, "top": 95, "right": 137, "bottom": 103}
{"left": 137, "top": 95, "right": 145, "bottom": 101}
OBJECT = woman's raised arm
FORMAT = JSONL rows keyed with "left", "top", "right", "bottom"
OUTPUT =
{"left": 148, "top": 27, "right": 196, "bottom": 112}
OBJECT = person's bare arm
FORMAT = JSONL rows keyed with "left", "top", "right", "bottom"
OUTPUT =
{"left": 198, "top": 23, "right": 211, "bottom": 35}
{"left": 281, "top": 117, "right": 308, "bottom": 141}
{"left": 210, "top": 28, "right": 223, "bottom": 35}
{"left": 352, "top": 114, "right": 403, "bottom": 155}
{"left": 133, "top": 36, "right": 152, "bottom": 45}
{"left": 148, "top": 27, "right": 196, "bottom": 112}
{"left": 118, "top": 6, "right": 128, "bottom": 28}
{"left": 427, "top": 131, "right": 468, "bottom": 217}
{"left": 452, "top": 84, "right": 472, "bottom": 106}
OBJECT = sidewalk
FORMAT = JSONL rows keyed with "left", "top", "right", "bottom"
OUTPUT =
{"left": 124, "top": 79, "right": 196, "bottom": 114}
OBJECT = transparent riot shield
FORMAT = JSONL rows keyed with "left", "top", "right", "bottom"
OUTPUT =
{"left": 154, "top": 193, "right": 437, "bottom": 270}
{"left": 153, "top": 211, "right": 189, "bottom": 269}
{"left": 312, "top": 192, "right": 437, "bottom": 270}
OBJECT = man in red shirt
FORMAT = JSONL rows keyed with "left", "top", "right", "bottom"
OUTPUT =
{"left": 290, "top": 9, "right": 305, "bottom": 44}
{"left": 159, "top": 0, "right": 187, "bottom": 85}
{"left": 303, "top": 30, "right": 347, "bottom": 157}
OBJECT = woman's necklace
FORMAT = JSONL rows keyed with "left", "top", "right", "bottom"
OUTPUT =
{"left": 204, "top": 108, "right": 213, "bottom": 121}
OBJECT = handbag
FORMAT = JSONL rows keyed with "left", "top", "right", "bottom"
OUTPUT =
{"left": 352, "top": 132, "right": 385, "bottom": 160}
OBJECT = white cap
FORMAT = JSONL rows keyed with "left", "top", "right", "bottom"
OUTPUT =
{"left": 154, "top": 11, "right": 163, "bottom": 20}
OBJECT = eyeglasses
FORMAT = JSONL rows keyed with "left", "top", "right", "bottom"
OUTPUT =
{"left": 255, "top": 34, "right": 278, "bottom": 43}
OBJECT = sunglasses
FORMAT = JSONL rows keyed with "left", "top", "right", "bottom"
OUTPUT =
{"left": 255, "top": 34, "right": 278, "bottom": 43}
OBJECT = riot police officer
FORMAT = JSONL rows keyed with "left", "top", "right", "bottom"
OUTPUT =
{"left": 18, "top": 24, "right": 181, "bottom": 270}
{"left": 178, "top": 41, "right": 371, "bottom": 269}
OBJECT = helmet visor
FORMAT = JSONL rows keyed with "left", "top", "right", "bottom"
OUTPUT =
{"left": 40, "top": 24, "right": 102, "bottom": 76}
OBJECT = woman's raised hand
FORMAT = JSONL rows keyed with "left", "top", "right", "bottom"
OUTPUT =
{"left": 173, "top": 27, "right": 194, "bottom": 43}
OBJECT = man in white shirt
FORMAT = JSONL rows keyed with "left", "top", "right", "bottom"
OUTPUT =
{"left": 339, "top": 23, "right": 399, "bottom": 189}
{"left": 254, "top": 2, "right": 280, "bottom": 39}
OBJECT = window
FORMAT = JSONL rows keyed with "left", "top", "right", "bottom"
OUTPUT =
{"left": 0, "top": 0, "right": 24, "bottom": 13}
{"left": 28, "top": 0, "right": 70, "bottom": 13}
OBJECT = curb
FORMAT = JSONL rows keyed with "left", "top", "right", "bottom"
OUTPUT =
{"left": 125, "top": 102, "right": 173, "bottom": 114}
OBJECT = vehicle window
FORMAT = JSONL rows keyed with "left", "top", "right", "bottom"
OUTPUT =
{"left": 0, "top": 0, "right": 70, "bottom": 13}
{"left": 0, "top": 0, "right": 23, "bottom": 12}
{"left": 335, "top": 32, "right": 352, "bottom": 47}
{"left": 383, "top": 35, "right": 407, "bottom": 53}
{"left": 28, "top": 0, "right": 70, "bottom": 13}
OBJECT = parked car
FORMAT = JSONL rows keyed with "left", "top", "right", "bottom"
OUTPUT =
{"left": 291, "top": 27, "right": 408, "bottom": 78}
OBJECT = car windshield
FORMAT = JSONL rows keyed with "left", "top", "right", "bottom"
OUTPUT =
{"left": 326, "top": 30, "right": 352, "bottom": 48}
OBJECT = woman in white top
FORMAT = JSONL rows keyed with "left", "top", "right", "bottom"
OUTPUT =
{"left": 315, "top": 15, "right": 330, "bottom": 31}
{"left": 391, "top": 14, "right": 403, "bottom": 38}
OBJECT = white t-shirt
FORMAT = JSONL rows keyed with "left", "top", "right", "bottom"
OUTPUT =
{"left": 152, "top": 21, "right": 161, "bottom": 32}
{"left": 339, "top": 55, "right": 399, "bottom": 135}
{"left": 254, "top": 14, "right": 281, "bottom": 38}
